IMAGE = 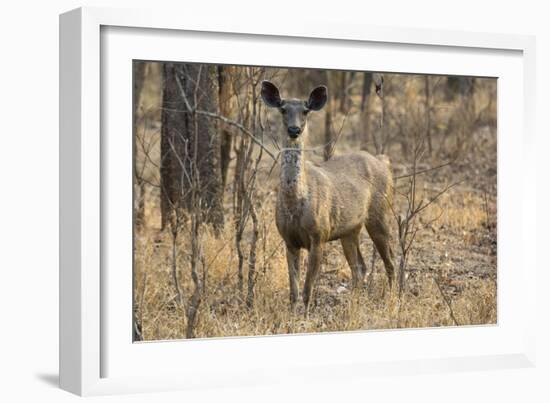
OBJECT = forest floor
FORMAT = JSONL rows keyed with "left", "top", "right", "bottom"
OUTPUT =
{"left": 133, "top": 121, "right": 497, "bottom": 340}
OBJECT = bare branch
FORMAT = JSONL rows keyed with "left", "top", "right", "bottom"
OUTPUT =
{"left": 433, "top": 275, "right": 460, "bottom": 326}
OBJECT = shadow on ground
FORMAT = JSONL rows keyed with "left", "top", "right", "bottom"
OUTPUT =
{"left": 35, "top": 373, "right": 59, "bottom": 388}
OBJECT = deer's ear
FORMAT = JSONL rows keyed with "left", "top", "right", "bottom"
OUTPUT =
{"left": 307, "top": 85, "right": 328, "bottom": 111}
{"left": 261, "top": 81, "right": 282, "bottom": 108}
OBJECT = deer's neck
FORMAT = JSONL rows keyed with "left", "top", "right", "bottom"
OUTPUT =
{"left": 280, "top": 139, "right": 307, "bottom": 209}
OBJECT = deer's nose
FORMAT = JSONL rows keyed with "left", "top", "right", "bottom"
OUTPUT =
{"left": 287, "top": 126, "right": 301, "bottom": 138}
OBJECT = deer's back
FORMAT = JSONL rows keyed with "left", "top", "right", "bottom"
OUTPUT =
{"left": 277, "top": 151, "right": 393, "bottom": 247}
{"left": 317, "top": 151, "right": 392, "bottom": 235}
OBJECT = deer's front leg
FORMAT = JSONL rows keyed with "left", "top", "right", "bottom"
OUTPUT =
{"left": 303, "top": 242, "right": 323, "bottom": 314}
{"left": 286, "top": 245, "right": 301, "bottom": 308}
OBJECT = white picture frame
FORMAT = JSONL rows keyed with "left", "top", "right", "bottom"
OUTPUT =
{"left": 59, "top": 6, "right": 537, "bottom": 396}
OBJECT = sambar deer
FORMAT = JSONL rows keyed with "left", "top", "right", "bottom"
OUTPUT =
{"left": 261, "top": 80, "right": 396, "bottom": 312}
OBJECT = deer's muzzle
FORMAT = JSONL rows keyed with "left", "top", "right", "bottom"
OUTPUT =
{"left": 288, "top": 126, "right": 301, "bottom": 138}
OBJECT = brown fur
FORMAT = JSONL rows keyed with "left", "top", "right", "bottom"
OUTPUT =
{"left": 261, "top": 81, "right": 396, "bottom": 311}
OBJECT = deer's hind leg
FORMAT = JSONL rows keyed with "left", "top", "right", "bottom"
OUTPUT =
{"left": 356, "top": 245, "right": 368, "bottom": 278}
{"left": 365, "top": 215, "right": 395, "bottom": 289}
{"left": 340, "top": 228, "right": 365, "bottom": 289}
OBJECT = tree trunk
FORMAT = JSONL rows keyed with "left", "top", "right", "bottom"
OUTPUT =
{"left": 339, "top": 71, "right": 347, "bottom": 114}
{"left": 324, "top": 70, "right": 333, "bottom": 161}
{"left": 190, "top": 64, "right": 224, "bottom": 230}
{"left": 160, "top": 63, "right": 188, "bottom": 231}
{"left": 133, "top": 62, "right": 146, "bottom": 229}
{"left": 160, "top": 63, "right": 224, "bottom": 231}
{"left": 324, "top": 106, "right": 333, "bottom": 161}
{"left": 424, "top": 76, "right": 433, "bottom": 155}
{"left": 218, "top": 66, "right": 234, "bottom": 190}
{"left": 360, "top": 72, "right": 373, "bottom": 151}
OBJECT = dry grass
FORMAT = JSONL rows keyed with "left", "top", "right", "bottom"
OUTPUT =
{"left": 134, "top": 184, "right": 496, "bottom": 341}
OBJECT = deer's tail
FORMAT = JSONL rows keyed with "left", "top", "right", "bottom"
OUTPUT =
{"left": 376, "top": 154, "right": 394, "bottom": 204}
{"left": 376, "top": 154, "right": 391, "bottom": 167}
{"left": 376, "top": 154, "right": 393, "bottom": 180}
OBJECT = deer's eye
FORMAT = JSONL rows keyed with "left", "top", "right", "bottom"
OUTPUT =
{"left": 280, "top": 108, "right": 286, "bottom": 115}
